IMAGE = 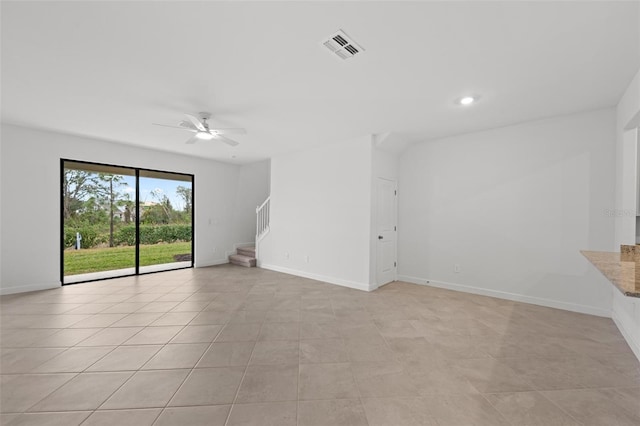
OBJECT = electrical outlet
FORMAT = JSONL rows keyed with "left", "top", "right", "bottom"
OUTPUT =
{"left": 305, "top": 255, "right": 310, "bottom": 263}
{"left": 212, "top": 247, "right": 216, "bottom": 254}
{"left": 285, "top": 252, "right": 289, "bottom": 260}
{"left": 454, "top": 264, "right": 461, "bottom": 273}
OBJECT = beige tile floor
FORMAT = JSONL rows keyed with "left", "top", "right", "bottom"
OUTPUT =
{"left": 1, "top": 265, "right": 639, "bottom": 425}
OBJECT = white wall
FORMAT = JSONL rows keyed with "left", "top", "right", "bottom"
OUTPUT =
{"left": 613, "top": 67, "right": 640, "bottom": 361}
{"left": 0, "top": 124, "right": 243, "bottom": 294}
{"left": 232, "top": 160, "right": 270, "bottom": 247}
{"left": 615, "top": 68, "right": 640, "bottom": 247}
{"left": 637, "top": 135, "right": 640, "bottom": 243}
{"left": 259, "top": 136, "right": 373, "bottom": 290}
{"left": 398, "top": 109, "right": 616, "bottom": 316}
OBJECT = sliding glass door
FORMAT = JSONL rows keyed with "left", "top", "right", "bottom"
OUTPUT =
{"left": 138, "top": 170, "right": 193, "bottom": 273}
{"left": 61, "top": 160, "right": 193, "bottom": 284}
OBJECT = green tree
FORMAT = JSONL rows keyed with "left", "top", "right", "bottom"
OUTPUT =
{"left": 62, "top": 169, "right": 102, "bottom": 220}
{"left": 176, "top": 185, "right": 192, "bottom": 214}
{"left": 77, "top": 196, "right": 109, "bottom": 225}
{"left": 96, "top": 173, "right": 127, "bottom": 247}
{"left": 142, "top": 191, "right": 174, "bottom": 224}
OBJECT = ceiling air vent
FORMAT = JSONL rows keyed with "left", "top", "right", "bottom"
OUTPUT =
{"left": 321, "top": 30, "right": 364, "bottom": 60}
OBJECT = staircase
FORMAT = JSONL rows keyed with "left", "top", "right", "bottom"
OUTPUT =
{"left": 229, "top": 246, "right": 256, "bottom": 267}
{"left": 228, "top": 196, "right": 270, "bottom": 268}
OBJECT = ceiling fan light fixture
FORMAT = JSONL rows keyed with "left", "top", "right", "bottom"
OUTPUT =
{"left": 458, "top": 96, "right": 478, "bottom": 106}
{"left": 153, "top": 113, "right": 244, "bottom": 146}
{"left": 195, "top": 131, "right": 214, "bottom": 140}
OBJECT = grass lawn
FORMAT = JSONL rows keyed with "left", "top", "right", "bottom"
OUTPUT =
{"left": 64, "top": 242, "right": 192, "bottom": 275}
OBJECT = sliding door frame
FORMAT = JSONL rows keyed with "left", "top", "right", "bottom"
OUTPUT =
{"left": 60, "top": 158, "right": 195, "bottom": 285}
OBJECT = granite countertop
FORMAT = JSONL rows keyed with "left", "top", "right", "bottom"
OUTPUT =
{"left": 581, "top": 247, "right": 640, "bottom": 298}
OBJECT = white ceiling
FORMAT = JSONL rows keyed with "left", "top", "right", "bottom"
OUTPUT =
{"left": 2, "top": 1, "right": 639, "bottom": 164}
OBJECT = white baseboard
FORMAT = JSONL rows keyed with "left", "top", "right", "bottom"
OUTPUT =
{"left": 397, "top": 275, "right": 611, "bottom": 318}
{"left": 1, "top": 281, "right": 60, "bottom": 295}
{"left": 611, "top": 292, "right": 640, "bottom": 362}
{"left": 195, "top": 258, "right": 230, "bottom": 268}
{"left": 371, "top": 280, "right": 396, "bottom": 291}
{"left": 260, "top": 263, "right": 372, "bottom": 292}
{"left": 612, "top": 311, "right": 640, "bottom": 363}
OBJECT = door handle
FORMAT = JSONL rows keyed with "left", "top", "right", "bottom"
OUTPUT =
{"left": 378, "top": 235, "right": 383, "bottom": 240}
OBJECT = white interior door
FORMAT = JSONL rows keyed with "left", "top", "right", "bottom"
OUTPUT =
{"left": 376, "top": 177, "right": 397, "bottom": 286}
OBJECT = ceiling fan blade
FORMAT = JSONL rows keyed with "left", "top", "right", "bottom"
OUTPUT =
{"left": 153, "top": 123, "right": 195, "bottom": 131}
{"left": 179, "top": 120, "right": 198, "bottom": 130}
{"left": 215, "top": 135, "right": 240, "bottom": 147}
{"left": 185, "top": 136, "right": 198, "bottom": 144}
{"left": 210, "top": 128, "right": 247, "bottom": 135}
{"left": 184, "top": 114, "right": 206, "bottom": 132}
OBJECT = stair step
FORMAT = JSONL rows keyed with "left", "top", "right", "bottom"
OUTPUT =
{"left": 237, "top": 246, "right": 256, "bottom": 257}
{"left": 229, "top": 254, "right": 256, "bottom": 267}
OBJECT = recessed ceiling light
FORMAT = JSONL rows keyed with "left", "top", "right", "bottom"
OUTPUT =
{"left": 458, "top": 96, "right": 476, "bottom": 106}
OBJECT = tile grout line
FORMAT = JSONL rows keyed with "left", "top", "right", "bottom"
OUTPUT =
{"left": 148, "top": 305, "right": 242, "bottom": 426}
{"left": 74, "top": 283, "right": 193, "bottom": 424}
{"left": 534, "top": 389, "right": 587, "bottom": 426}
{"left": 337, "top": 295, "right": 371, "bottom": 426}
{"left": 146, "top": 291, "right": 228, "bottom": 423}
{"left": 477, "top": 392, "right": 520, "bottom": 426}
{"left": 222, "top": 313, "right": 263, "bottom": 426}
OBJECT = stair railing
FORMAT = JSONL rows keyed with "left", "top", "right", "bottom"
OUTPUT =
{"left": 256, "top": 196, "right": 270, "bottom": 242}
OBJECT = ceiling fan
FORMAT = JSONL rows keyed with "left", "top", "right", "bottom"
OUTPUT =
{"left": 153, "top": 112, "right": 246, "bottom": 146}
